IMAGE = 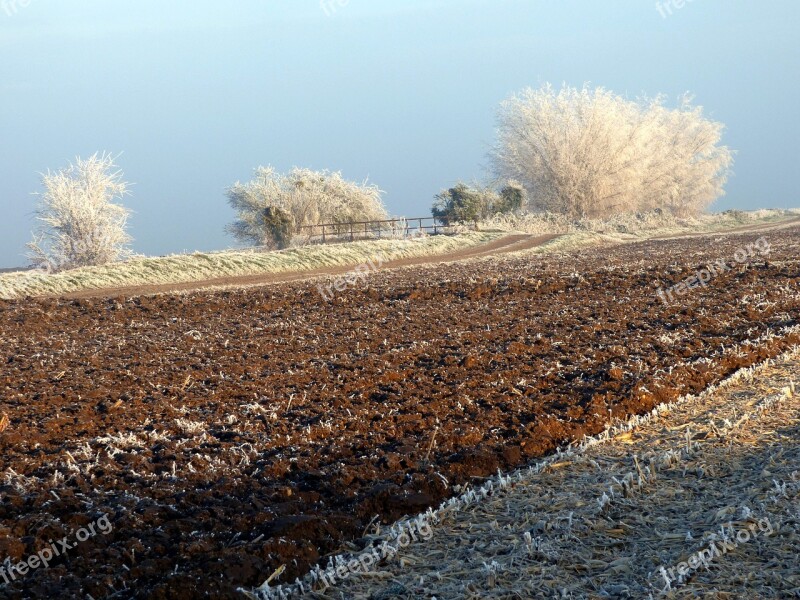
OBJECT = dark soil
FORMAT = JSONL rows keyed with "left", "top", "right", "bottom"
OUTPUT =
{"left": 0, "top": 228, "right": 798, "bottom": 599}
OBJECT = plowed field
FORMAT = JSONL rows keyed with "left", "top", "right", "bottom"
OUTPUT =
{"left": 1, "top": 228, "right": 798, "bottom": 599}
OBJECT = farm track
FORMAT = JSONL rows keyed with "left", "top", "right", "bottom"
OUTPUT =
{"left": 59, "top": 234, "right": 560, "bottom": 300}
{"left": 0, "top": 227, "right": 799, "bottom": 599}
{"left": 649, "top": 214, "right": 800, "bottom": 240}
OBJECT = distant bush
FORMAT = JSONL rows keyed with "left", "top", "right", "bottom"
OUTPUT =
{"left": 495, "top": 181, "right": 528, "bottom": 214}
{"left": 433, "top": 183, "right": 493, "bottom": 224}
{"left": 432, "top": 181, "right": 525, "bottom": 224}
{"left": 491, "top": 84, "right": 734, "bottom": 219}
{"left": 27, "top": 153, "right": 133, "bottom": 272}
{"left": 226, "top": 167, "right": 388, "bottom": 249}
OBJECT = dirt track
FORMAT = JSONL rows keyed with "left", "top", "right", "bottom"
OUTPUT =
{"left": 61, "top": 234, "right": 560, "bottom": 300}
{"left": 649, "top": 214, "right": 800, "bottom": 240}
{"left": 59, "top": 215, "right": 800, "bottom": 301}
{"left": 0, "top": 227, "right": 798, "bottom": 599}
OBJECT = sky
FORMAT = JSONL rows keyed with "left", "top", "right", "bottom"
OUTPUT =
{"left": 0, "top": 0, "right": 798, "bottom": 267}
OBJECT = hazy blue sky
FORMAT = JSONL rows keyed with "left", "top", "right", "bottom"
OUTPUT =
{"left": 1, "top": 0, "right": 798, "bottom": 267}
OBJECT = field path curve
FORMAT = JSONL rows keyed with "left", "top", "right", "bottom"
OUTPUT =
{"left": 61, "top": 233, "right": 560, "bottom": 299}
{"left": 650, "top": 214, "right": 800, "bottom": 240}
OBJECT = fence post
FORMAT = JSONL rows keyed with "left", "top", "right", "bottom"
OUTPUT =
{"left": 322, "top": 224, "right": 326, "bottom": 244}
{"left": 350, "top": 222, "right": 354, "bottom": 242}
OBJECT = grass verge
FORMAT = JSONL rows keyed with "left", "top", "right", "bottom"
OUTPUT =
{"left": 0, "top": 232, "right": 501, "bottom": 300}
{"left": 483, "top": 208, "right": 800, "bottom": 255}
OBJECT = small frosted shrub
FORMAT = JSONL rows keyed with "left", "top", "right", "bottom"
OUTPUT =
{"left": 27, "top": 153, "right": 133, "bottom": 272}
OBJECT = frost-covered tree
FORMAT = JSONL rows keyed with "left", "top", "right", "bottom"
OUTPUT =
{"left": 495, "top": 181, "right": 528, "bottom": 214}
{"left": 433, "top": 183, "right": 498, "bottom": 224}
{"left": 27, "top": 153, "right": 133, "bottom": 272}
{"left": 491, "top": 84, "right": 733, "bottom": 219}
{"left": 225, "top": 167, "right": 388, "bottom": 249}
{"left": 433, "top": 181, "right": 526, "bottom": 224}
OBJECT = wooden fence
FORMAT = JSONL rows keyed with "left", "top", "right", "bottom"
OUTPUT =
{"left": 298, "top": 216, "right": 465, "bottom": 244}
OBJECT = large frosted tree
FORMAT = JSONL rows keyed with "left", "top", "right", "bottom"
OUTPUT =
{"left": 491, "top": 84, "right": 734, "bottom": 219}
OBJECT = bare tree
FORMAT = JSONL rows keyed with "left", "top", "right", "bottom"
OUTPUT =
{"left": 491, "top": 84, "right": 733, "bottom": 219}
{"left": 27, "top": 153, "right": 133, "bottom": 272}
{"left": 226, "top": 167, "right": 388, "bottom": 249}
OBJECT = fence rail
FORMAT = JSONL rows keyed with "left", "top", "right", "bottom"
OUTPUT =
{"left": 298, "top": 216, "right": 466, "bottom": 244}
